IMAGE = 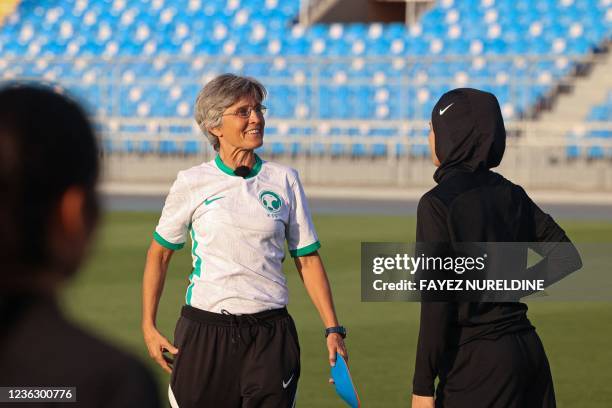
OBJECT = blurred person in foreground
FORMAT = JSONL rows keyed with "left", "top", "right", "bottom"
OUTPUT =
{"left": 411, "top": 88, "right": 582, "bottom": 408}
{"left": 142, "top": 73, "right": 348, "bottom": 407}
{"left": 0, "top": 84, "right": 160, "bottom": 407}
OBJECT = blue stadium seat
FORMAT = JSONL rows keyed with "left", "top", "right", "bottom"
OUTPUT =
{"left": 123, "top": 140, "right": 136, "bottom": 155}
{"left": 139, "top": 140, "right": 154, "bottom": 155}
{"left": 159, "top": 140, "right": 178, "bottom": 155}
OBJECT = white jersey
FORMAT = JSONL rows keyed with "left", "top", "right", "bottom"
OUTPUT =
{"left": 154, "top": 155, "right": 320, "bottom": 314}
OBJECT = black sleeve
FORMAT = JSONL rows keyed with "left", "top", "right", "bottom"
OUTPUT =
{"left": 523, "top": 191, "right": 582, "bottom": 286}
{"left": 412, "top": 194, "right": 455, "bottom": 397}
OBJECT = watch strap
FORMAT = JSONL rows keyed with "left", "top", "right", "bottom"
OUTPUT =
{"left": 325, "top": 326, "right": 347, "bottom": 338}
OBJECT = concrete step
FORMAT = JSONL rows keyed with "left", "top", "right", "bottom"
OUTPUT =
{"left": 300, "top": 0, "right": 341, "bottom": 26}
{"left": 0, "top": 0, "right": 20, "bottom": 24}
{"left": 539, "top": 50, "right": 612, "bottom": 122}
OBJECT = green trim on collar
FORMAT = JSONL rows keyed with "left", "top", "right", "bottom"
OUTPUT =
{"left": 215, "top": 154, "right": 262, "bottom": 179}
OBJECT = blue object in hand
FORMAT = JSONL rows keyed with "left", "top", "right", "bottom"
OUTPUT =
{"left": 331, "top": 352, "right": 360, "bottom": 408}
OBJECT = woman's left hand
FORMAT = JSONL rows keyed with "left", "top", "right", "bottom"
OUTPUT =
{"left": 327, "top": 333, "right": 348, "bottom": 384}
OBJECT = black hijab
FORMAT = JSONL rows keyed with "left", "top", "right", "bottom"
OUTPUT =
{"left": 431, "top": 88, "right": 506, "bottom": 183}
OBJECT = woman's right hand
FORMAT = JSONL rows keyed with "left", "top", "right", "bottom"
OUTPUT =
{"left": 143, "top": 325, "right": 179, "bottom": 374}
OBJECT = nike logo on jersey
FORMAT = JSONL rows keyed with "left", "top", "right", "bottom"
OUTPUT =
{"left": 282, "top": 373, "right": 294, "bottom": 389}
{"left": 204, "top": 196, "right": 224, "bottom": 205}
{"left": 439, "top": 103, "right": 454, "bottom": 115}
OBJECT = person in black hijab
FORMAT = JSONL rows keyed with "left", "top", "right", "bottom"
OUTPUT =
{"left": 411, "top": 88, "right": 582, "bottom": 408}
{"left": 0, "top": 84, "right": 161, "bottom": 407}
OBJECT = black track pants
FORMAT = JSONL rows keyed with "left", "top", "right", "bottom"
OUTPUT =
{"left": 169, "top": 306, "right": 300, "bottom": 408}
{"left": 436, "top": 330, "right": 556, "bottom": 408}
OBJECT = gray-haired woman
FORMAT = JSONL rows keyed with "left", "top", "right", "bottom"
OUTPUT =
{"left": 141, "top": 73, "right": 348, "bottom": 407}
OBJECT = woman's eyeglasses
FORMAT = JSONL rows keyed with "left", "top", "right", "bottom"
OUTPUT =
{"left": 223, "top": 105, "right": 267, "bottom": 119}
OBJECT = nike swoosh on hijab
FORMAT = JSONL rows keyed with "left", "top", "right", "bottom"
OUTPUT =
{"left": 439, "top": 103, "right": 454, "bottom": 115}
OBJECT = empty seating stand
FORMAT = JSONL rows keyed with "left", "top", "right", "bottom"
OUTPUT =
{"left": 0, "top": 0, "right": 610, "bottom": 156}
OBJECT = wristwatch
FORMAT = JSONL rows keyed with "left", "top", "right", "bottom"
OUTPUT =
{"left": 325, "top": 326, "right": 347, "bottom": 339}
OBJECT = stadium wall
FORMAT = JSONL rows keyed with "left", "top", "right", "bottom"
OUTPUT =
{"left": 101, "top": 126, "right": 612, "bottom": 193}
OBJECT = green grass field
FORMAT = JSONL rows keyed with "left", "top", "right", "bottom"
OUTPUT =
{"left": 63, "top": 212, "right": 612, "bottom": 407}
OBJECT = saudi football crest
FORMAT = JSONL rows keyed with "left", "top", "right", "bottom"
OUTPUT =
{"left": 259, "top": 190, "right": 283, "bottom": 214}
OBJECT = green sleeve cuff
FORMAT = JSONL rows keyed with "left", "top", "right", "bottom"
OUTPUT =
{"left": 290, "top": 241, "right": 321, "bottom": 257}
{"left": 153, "top": 231, "right": 185, "bottom": 250}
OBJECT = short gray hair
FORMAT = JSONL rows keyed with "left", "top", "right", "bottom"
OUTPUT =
{"left": 194, "top": 74, "right": 267, "bottom": 151}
